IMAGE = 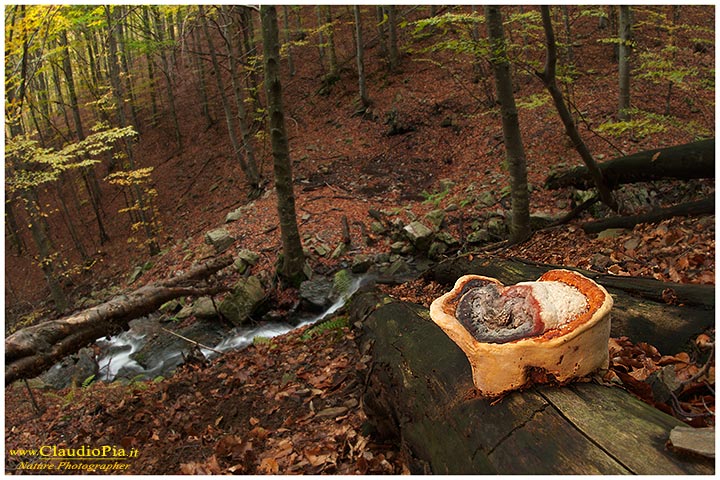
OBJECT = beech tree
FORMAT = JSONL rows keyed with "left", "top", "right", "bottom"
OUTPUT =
{"left": 485, "top": 6, "right": 530, "bottom": 243}
{"left": 260, "top": 5, "right": 306, "bottom": 285}
{"left": 618, "top": 6, "right": 632, "bottom": 120}
{"left": 353, "top": 6, "right": 370, "bottom": 107}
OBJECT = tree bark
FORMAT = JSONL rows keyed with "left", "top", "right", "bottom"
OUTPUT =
{"left": 386, "top": 6, "right": 399, "bottom": 70}
{"left": 545, "top": 139, "right": 715, "bottom": 190}
{"left": 485, "top": 6, "right": 531, "bottom": 244}
{"left": 618, "top": 6, "right": 632, "bottom": 120}
{"left": 324, "top": 6, "right": 338, "bottom": 78}
{"left": 261, "top": 6, "right": 306, "bottom": 285}
{"left": 581, "top": 195, "right": 714, "bottom": 234}
{"left": 5, "top": 255, "right": 234, "bottom": 385}
{"left": 537, "top": 6, "right": 617, "bottom": 211}
{"left": 283, "top": 6, "right": 295, "bottom": 76}
{"left": 353, "top": 6, "right": 370, "bottom": 107}
{"left": 350, "top": 292, "right": 713, "bottom": 474}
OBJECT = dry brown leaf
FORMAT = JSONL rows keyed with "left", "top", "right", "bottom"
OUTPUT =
{"left": 259, "top": 457, "right": 280, "bottom": 474}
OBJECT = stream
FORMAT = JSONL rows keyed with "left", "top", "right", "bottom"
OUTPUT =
{"left": 95, "top": 275, "right": 369, "bottom": 383}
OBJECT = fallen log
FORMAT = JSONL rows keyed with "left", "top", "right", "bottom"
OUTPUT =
{"left": 581, "top": 195, "right": 714, "bottom": 233}
{"left": 428, "top": 255, "right": 714, "bottom": 354}
{"left": 545, "top": 139, "right": 714, "bottom": 190}
{"left": 350, "top": 292, "right": 714, "bottom": 474}
{"left": 5, "top": 255, "right": 233, "bottom": 385}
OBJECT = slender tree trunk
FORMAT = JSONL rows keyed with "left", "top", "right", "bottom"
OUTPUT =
{"left": 353, "top": 6, "right": 370, "bottom": 107}
{"left": 55, "top": 178, "right": 89, "bottom": 261}
{"left": 6, "top": 199, "right": 26, "bottom": 255}
{"left": 190, "top": 25, "right": 213, "bottom": 128}
{"left": 23, "top": 189, "right": 68, "bottom": 314}
{"left": 116, "top": 7, "right": 140, "bottom": 131}
{"left": 537, "top": 6, "right": 618, "bottom": 211}
{"left": 316, "top": 6, "right": 326, "bottom": 72}
{"left": 618, "top": 6, "right": 632, "bottom": 121}
{"left": 199, "top": 5, "right": 260, "bottom": 191}
{"left": 59, "top": 30, "right": 85, "bottom": 141}
{"left": 260, "top": 5, "right": 306, "bottom": 285}
{"left": 324, "top": 6, "right": 338, "bottom": 78}
{"left": 239, "top": 7, "right": 262, "bottom": 117}
{"left": 222, "top": 5, "right": 261, "bottom": 187}
{"left": 485, "top": 6, "right": 531, "bottom": 244}
{"left": 50, "top": 62, "right": 72, "bottom": 137}
{"left": 152, "top": 9, "right": 182, "bottom": 150}
{"left": 376, "top": 6, "right": 388, "bottom": 59}
{"left": 386, "top": 6, "right": 399, "bottom": 70}
{"left": 283, "top": 6, "right": 295, "bottom": 76}
{"left": 141, "top": 7, "right": 159, "bottom": 125}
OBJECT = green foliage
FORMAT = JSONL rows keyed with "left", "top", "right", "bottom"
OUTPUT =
{"left": 421, "top": 183, "right": 452, "bottom": 207}
{"left": 516, "top": 93, "right": 549, "bottom": 110}
{"left": 636, "top": 50, "right": 698, "bottom": 87}
{"left": 598, "top": 108, "right": 712, "bottom": 140}
{"left": 6, "top": 124, "right": 137, "bottom": 194}
{"left": 81, "top": 374, "right": 96, "bottom": 388}
{"left": 301, "top": 315, "right": 349, "bottom": 341}
{"left": 105, "top": 166, "right": 163, "bottom": 252}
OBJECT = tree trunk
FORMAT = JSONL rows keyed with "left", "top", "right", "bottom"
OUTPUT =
{"left": 116, "top": 7, "right": 141, "bottom": 131}
{"left": 618, "top": 6, "right": 632, "bottom": 120}
{"left": 190, "top": 23, "right": 212, "bottom": 129}
{"left": 5, "top": 255, "right": 234, "bottom": 386}
{"left": 283, "top": 6, "right": 295, "bottom": 76}
{"left": 485, "top": 6, "right": 531, "bottom": 244}
{"left": 353, "top": 6, "right": 370, "bottom": 107}
{"left": 544, "top": 139, "right": 715, "bottom": 190}
{"left": 324, "top": 6, "right": 338, "bottom": 78}
{"left": 23, "top": 189, "right": 68, "bottom": 315}
{"left": 315, "top": 6, "right": 325, "bottom": 72}
{"left": 386, "top": 6, "right": 399, "bottom": 70}
{"left": 199, "top": 5, "right": 260, "bottom": 191}
{"left": 260, "top": 5, "right": 306, "bottom": 285}
{"left": 350, "top": 292, "right": 712, "bottom": 474}
{"left": 152, "top": 9, "right": 182, "bottom": 151}
{"left": 141, "top": 7, "right": 160, "bottom": 126}
{"left": 222, "top": 6, "right": 261, "bottom": 188}
{"left": 376, "top": 6, "right": 388, "bottom": 60}
{"left": 538, "top": 6, "right": 617, "bottom": 211}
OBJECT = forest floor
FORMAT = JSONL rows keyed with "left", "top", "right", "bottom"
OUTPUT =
{"left": 4, "top": 5, "right": 715, "bottom": 474}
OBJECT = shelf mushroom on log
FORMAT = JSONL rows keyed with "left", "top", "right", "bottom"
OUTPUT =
{"left": 430, "top": 270, "right": 612, "bottom": 397}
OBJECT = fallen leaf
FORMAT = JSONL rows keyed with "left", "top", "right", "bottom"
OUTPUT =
{"left": 259, "top": 457, "right": 279, "bottom": 474}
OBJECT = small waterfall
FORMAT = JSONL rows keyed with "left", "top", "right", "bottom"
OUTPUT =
{"left": 96, "top": 330, "right": 145, "bottom": 381}
{"left": 95, "top": 273, "right": 370, "bottom": 381}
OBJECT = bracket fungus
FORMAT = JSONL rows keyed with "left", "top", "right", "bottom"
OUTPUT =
{"left": 429, "top": 269, "right": 613, "bottom": 397}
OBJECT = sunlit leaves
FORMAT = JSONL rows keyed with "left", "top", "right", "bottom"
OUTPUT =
{"left": 6, "top": 124, "right": 137, "bottom": 193}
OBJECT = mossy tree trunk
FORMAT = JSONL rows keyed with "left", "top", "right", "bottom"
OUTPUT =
{"left": 260, "top": 5, "right": 307, "bottom": 285}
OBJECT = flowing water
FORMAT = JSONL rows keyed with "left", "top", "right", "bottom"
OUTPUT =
{"left": 96, "top": 274, "right": 369, "bottom": 382}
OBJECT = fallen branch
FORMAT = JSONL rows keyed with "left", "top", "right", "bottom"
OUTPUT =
{"left": 581, "top": 195, "right": 714, "bottom": 234}
{"left": 161, "top": 327, "right": 224, "bottom": 355}
{"left": 545, "top": 139, "right": 715, "bottom": 190}
{"left": 5, "top": 255, "right": 233, "bottom": 385}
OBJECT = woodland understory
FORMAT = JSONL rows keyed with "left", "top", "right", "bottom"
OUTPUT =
{"left": 4, "top": 5, "right": 715, "bottom": 474}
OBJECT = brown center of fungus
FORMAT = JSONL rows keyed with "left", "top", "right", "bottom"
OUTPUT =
{"left": 456, "top": 280, "right": 588, "bottom": 344}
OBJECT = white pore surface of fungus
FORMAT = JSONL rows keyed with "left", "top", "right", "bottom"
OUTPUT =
{"left": 517, "top": 280, "right": 588, "bottom": 332}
